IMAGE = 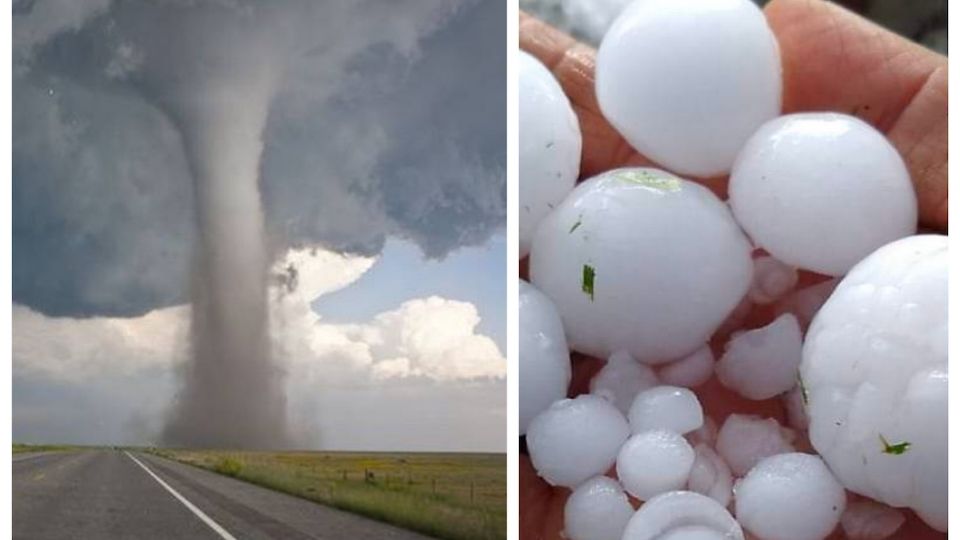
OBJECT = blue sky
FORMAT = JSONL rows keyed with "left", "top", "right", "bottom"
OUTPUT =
{"left": 314, "top": 233, "right": 506, "bottom": 351}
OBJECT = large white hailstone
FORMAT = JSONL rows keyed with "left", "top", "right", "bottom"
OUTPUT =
{"left": 628, "top": 386, "right": 703, "bottom": 435}
{"left": 716, "top": 313, "right": 803, "bottom": 400}
{"left": 564, "top": 476, "right": 635, "bottom": 540}
{"left": 840, "top": 500, "right": 905, "bottom": 540}
{"left": 519, "top": 50, "right": 581, "bottom": 259}
{"left": 687, "top": 444, "right": 733, "bottom": 507}
{"left": 658, "top": 345, "right": 714, "bottom": 388}
{"left": 617, "top": 430, "right": 695, "bottom": 500}
{"left": 748, "top": 256, "right": 799, "bottom": 305}
{"left": 590, "top": 350, "right": 660, "bottom": 414}
{"left": 729, "top": 113, "right": 917, "bottom": 276}
{"left": 735, "top": 453, "right": 846, "bottom": 540}
{"left": 801, "top": 235, "right": 947, "bottom": 531}
{"left": 530, "top": 168, "right": 753, "bottom": 363}
{"left": 519, "top": 280, "right": 571, "bottom": 435}
{"left": 527, "top": 394, "right": 630, "bottom": 487}
{"left": 596, "top": 0, "right": 780, "bottom": 177}
{"left": 621, "top": 491, "right": 744, "bottom": 540}
{"left": 716, "top": 414, "right": 795, "bottom": 476}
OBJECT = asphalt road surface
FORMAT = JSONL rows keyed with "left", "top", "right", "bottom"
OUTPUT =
{"left": 13, "top": 449, "right": 434, "bottom": 540}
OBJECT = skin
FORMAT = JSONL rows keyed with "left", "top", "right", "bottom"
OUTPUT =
{"left": 519, "top": 1, "right": 948, "bottom": 538}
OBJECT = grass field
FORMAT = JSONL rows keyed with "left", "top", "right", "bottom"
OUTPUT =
{"left": 150, "top": 448, "right": 505, "bottom": 540}
{"left": 13, "top": 443, "right": 79, "bottom": 454}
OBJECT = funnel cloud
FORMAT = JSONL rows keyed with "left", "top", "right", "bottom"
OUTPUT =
{"left": 13, "top": 0, "right": 505, "bottom": 451}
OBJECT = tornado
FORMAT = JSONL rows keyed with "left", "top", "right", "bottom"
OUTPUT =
{"left": 117, "top": 3, "right": 296, "bottom": 448}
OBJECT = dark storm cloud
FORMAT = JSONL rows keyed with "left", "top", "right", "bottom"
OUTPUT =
{"left": 13, "top": 0, "right": 505, "bottom": 318}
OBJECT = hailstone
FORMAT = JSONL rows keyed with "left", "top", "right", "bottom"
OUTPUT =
{"left": 529, "top": 168, "right": 753, "bottom": 363}
{"left": 621, "top": 491, "right": 744, "bottom": 540}
{"left": 734, "top": 453, "right": 846, "bottom": 540}
{"left": 748, "top": 255, "right": 799, "bottom": 305}
{"left": 729, "top": 113, "right": 917, "bottom": 276}
{"left": 628, "top": 386, "right": 703, "bottom": 435}
{"left": 840, "top": 500, "right": 905, "bottom": 540}
{"left": 519, "top": 50, "right": 581, "bottom": 258}
{"left": 658, "top": 344, "right": 714, "bottom": 388}
{"left": 687, "top": 444, "right": 733, "bottom": 507}
{"left": 526, "top": 394, "right": 630, "bottom": 488}
{"left": 801, "top": 235, "right": 947, "bottom": 531}
{"left": 590, "top": 350, "right": 660, "bottom": 415}
{"left": 617, "top": 430, "right": 695, "bottom": 500}
{"left": 564, "top": 476, "right": 635, "bottom": 540}
{"left": 596, "top": 0, "right": 781, "bottom": 177}
{"left": 715, "top": 414, "right": 795, "bottom": 477}
{"left": 716, "top": 313, "right": 803, "bottom": 400}
{"left": 519, "top": 280, "right": 572, "bottom": 435}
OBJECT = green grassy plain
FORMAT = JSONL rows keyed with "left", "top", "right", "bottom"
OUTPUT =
{"left": 12, "top": 443, "right": 79, "bottom": 454}
{"left": 151, "top": 449, "right": 505, "bottom": 540}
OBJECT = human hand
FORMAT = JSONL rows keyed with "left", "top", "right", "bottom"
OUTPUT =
{"left": 519, "top": 1, "right": 948, "bottom": 538}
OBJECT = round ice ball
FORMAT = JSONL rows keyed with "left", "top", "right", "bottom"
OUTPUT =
{"left": 564, "top": 476, "right": 635, "bottom": 540}
{"left": 735, "top": 453, "right": 846, "bottom": 540}
{"left": 729, "top": 113, "right": 917, "bottom": 276}
{"left": 526, "top": 394, "right": 630, "bottom": 488}
{"left": 617, "top": 430, "right": 695, "bottom": 500}
{"left": 621, "top": 491, "right": 744, "bottom": 540}
{"left": 596, "top": 0, "right": 780, "bottom": 177}
{"left": 529, "top": 168, "right": 753, "bottom": 363}
{"left": 519, "top": 50, "right": 581, "bottom": 258}
{"left": 520, "top": 280, "right": 571, "bottom": 435}
{"left": 628, "top": 386, "right": 703, "bottom": 435}
{"left": 801, "top": 235, "right": 947, "bottom": 531}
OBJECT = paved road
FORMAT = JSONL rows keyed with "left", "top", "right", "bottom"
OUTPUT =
{"left": 13, "top": 449, "right": 433, "bottom": 540}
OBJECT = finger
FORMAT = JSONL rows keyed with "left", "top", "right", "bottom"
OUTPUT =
{"left": 763, "top": 0, "right": 947, "bottom": 231}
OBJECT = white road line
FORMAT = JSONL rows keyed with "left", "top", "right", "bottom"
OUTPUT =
{"left": 125, "top": 451, "right": 237, "bottom": 540}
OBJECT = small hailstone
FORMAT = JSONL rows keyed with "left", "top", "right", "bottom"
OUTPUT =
{"left": 526, "top": 394, "right": 630, "bottom": 488}
{"left": 687, "top": 444, "right": 733, "bottom": 507}
{"left": 748, "top": 256, "right": 799, "bottom": 305}
{"left": 782, "top": 384, "right": 810, "bottom": 433}
{"left": 685, "top": 416, "right": 718, "bottom": 448}
{"left": 519, "top": 280, "right": 571, "bottom": 435}
{"left": 621, "top": 491, "right": 744, "bottom": 540}
{"left": 839, "top": 500, "right": 905, "bottom": 540}
{"left": 729, "top": 113, "right": 917, "bottom": 276}
{"left": 590, "top": 350, "right": 660, "bottom": 414}
{"left": 802, "top": 235, "right": 947, "bottom": 531}
{"left": 596, "top": 0, "right": 781, "bottom": 177}
{"left": 715, "top": 414, "right": 795, "bottom": 476}
{"left": 774, "top": 278, "right": 839, "bottom": 330}
{"left": 530, "top": 168, "right": 753, "bottom": 363}
{"left": 628, "top": 386, "right": 703, "bottom": 435}
{"left": 658, "top": 345, "right": 714, "bottom": 388}
{"left": 519, "top": 50, "right": 581, "bottom": 258}
{"left": 564, "top": 476, "right": 635, "bottom": 540}
{"left": 617, "top": 430, "right": 695, "bottom": 500}
{"left": 716, "top": 313, "right": 803, "bottom": 400}
{"left": 735, "top": 453, "right": 846, "bottom": 540}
